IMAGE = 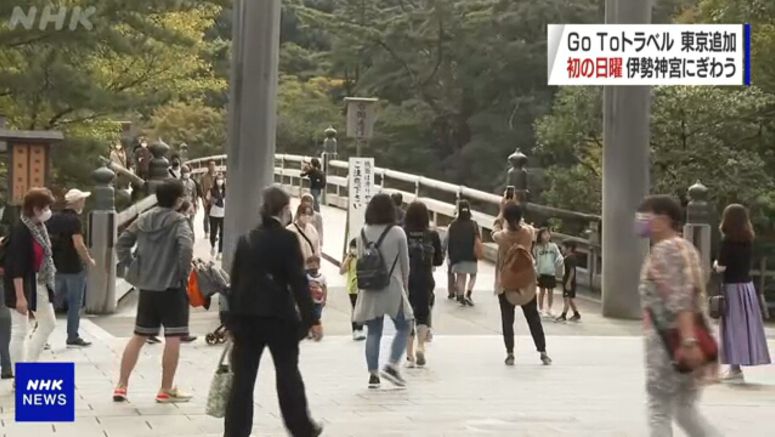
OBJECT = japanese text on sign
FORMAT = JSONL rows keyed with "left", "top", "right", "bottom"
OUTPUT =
{"left": 348, "top": 157, "right": 376, "bottom": 244}
{"left": 547, "top": 24, "right": 751, "bottom": 86}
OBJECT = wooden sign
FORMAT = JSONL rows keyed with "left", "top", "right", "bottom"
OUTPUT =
{"left": 0, "top": 129, "right": 63, "bottom": 205}
{"left": 11, "top": 144, "right": 48, "bottom": 205}
{"left": 345, "top": 97, "right": 378, "bottom": 139}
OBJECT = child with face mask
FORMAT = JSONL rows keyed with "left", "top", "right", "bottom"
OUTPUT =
{"left": 306, "top": 256, "right": 327, "bottom": 328}
{"left": 340, "top": 239, "right": 365, "bottom": 340}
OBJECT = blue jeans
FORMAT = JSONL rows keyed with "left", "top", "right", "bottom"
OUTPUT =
{"left": 310, "top": 188, "right": 322, "bottom": 212}
{"left": 55, "top": 272, "right": 87, "bottom": 342}
{"left": 364, "top": 310, "right": 411, "bottom": 373}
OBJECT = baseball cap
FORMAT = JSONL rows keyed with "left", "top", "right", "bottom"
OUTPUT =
{"left": 65, "top": 189, "right": 91, "bottom": 204}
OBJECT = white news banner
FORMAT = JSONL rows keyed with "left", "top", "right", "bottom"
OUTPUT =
{"left": 547, "top": 24, "right": 751, "bottom": 86}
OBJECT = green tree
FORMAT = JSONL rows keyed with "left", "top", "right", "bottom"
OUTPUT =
{"left": 147, "top": 101, "right": 227, "bottom": 158}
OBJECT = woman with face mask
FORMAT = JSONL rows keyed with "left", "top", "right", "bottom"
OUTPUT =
{"left": 287, "top": 204, "right": 321, "bottom": 263}
{"left": 208, "top": 174, "right": 226, "bottom": 260}
{"left": 636, "top": 195, "right": 721, "bottom": 437}
{"left": 2, "top": 188, "right": 58, "bottom": 371}
{"left": 225, "top": 186, "right": 323, "bottom": 436}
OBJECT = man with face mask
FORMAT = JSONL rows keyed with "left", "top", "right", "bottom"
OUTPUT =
{"left": 169, "top": 154, "right": 182, "bottom": 180}
{"left": 133, "top": 138, "right": 152, "bottom": 180}
{"left": 46, "top": 189, "right": 96, "bottom": 348}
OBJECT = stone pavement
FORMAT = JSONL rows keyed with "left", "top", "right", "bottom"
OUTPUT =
{"left": 1, "top": 204, "right": 773, "bottom": 436}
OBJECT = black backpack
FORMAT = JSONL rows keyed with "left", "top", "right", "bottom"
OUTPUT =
{"left": 407, "top": 230, "right": 434, "bottom": 276}
{"left": 356, "top": 226, "right": 398, "bottom": 291}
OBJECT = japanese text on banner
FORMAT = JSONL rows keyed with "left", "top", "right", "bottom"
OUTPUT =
{"left": 547, "top": 24, "right": 750, "bottom": 86}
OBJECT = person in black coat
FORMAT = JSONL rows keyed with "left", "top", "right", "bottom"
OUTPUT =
{"left": 3, "top": 188, "right": 57, "bottom": 371}
{"left": 224, "top": 186, "right": 323, "bottom": 437}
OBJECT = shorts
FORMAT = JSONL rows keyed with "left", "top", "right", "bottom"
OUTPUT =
{"left": 537, "top": 274, "right": 557, "bottom": 290}
{"left": 451, "top": 261, "right": 478, "bottom": 275}
{"left": 134, "top": 288, "right": 189, "bottom": 337}
{"left": 563, "top": 287, "right": 577, "bottom": 299}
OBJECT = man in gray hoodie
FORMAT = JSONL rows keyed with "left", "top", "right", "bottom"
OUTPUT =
{"left": 113, "top": 179, "right": 195, "bottom": 404}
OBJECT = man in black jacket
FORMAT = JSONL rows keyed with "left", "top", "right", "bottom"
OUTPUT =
{"left": 225, "top": 186, "right": 323, "bottom": 437}
{"left": 301, "top": 158, "right": 325, "bottom": 212}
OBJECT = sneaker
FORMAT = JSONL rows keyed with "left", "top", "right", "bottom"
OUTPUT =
{"left": 155, "top": 387, "right": 192, "bottom": 403}
{"left": 457, "top": 295, "right": 466, "bottom": 305}
{"left": 368, "top": 374, "right": 381, "bottom": 389}
{"left": 722, "top": 370, "right": 744, "bottom": 383}
{"left": 380, "top": 365, "right": 406, "bottom": 387}
{"left": 570, "top": 313, "right": 581, "bottom": 322}
{"left": 425, "top": 329, "right": 433, "bottom": 343}
{"left": 210, "top": 247, "right": 216, "bottom": 256}
{"left": 447, "top": 293, "right": 455, "bottom": 300}
{"left": 540, "top": 352, "right": 553, "bottom": 366}
{"left": 555, "top": 314, "right": 567, "bottom": 323}
{"left": 181, "top": 335, "right": 197, "bottom": 343}
{"left": 216, "top": 253, "right": 222, "bottom": 261}
{"left": 352, "top": 331, "right": 359, "bottom": 341}
{"left": 113, "top": 386, "right": 128, "bottom": 402}
{"left": 505, "top": 354, "right": 515, "bottom": 366}
{"left": 416, "top": 351, "right": 426, "bottom": 368}
{"left": 405, "top": 357, "right": 416, "bottom": 369}
{"left": 464, "top": 292, "right": 475, "bottom": 306}
{"left": 66, "top": 338, "right": 92, "bottom": 348}
{"left": 146, "top": 336, "right": 162, "bottom": 344}
{"left": 355, "top": 330, "right": 367, "bottom": 341}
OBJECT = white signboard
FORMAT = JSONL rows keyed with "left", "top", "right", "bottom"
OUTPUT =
{"left": 347, "top": 157, "right": 376, "bottom": 243}
{"left": 547, "top": 24, "right": 750, "bottom": 86}
{"left": 345, "top": 97, "right": 378, "bottom": 139}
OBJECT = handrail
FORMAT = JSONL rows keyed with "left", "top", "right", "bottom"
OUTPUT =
{"left": 191, "top": 153, "right": 600, "bottom": 221}
{"left": 117, "top": 195, "right": 158, "bottom": 228}
{"left": 98, "top": 156, "right": 146, "bottom": 188}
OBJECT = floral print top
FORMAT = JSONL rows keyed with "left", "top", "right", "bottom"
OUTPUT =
{"left": 639, "top": 236, "right": 706, "bottom": 391}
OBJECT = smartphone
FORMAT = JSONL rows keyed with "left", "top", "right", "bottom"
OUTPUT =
{"left": 505, "top": 186, "right": 516, "bottom": 199}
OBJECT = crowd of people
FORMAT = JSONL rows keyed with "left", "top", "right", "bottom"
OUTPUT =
{"left": 0, "top": 148, "right": 771, "bottom": 437}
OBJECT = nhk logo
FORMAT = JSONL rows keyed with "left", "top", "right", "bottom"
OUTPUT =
{"left": 16, "top": 363, "right": 75, "bottom": 422}
{"left": 22, "top": 379, "right": 68, "bottom": 406}
{"left": 8, "top": 5, "right": 96, "bottom": 31}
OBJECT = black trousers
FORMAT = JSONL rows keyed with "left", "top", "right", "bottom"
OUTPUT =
{"left": 498, "top": 294, "right": 546, "bottom": 354}
{"left": 224, "top": 317, "right": 315, "bottom": 437}
{"left": 209, "top": 216, "right": 224, "bottom": 253}
{"left": 348, "top": 294, "right": 362, "bottom": 331}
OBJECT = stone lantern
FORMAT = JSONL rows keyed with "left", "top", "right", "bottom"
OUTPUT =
{"left": 506, "top": 148, "right": 529, "bottom": 202}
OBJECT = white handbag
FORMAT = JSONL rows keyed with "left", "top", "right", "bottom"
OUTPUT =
{"left": 206, "top": 341, "right": 233, "bottom": 418}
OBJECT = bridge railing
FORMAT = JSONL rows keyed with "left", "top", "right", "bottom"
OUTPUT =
{"left": 187, "top": 153, "right": 603, "bottom": 292}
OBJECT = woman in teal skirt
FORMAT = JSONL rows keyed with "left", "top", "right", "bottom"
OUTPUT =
{"left": 714, "top": 204, "right": 771, "bottom": 383}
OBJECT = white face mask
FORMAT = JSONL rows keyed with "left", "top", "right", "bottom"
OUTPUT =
{"left": 37, "top": 208, "right": 52, "bottom": 223}
{"left": 216, "top": 180, "right": 224, "bottom": 187}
